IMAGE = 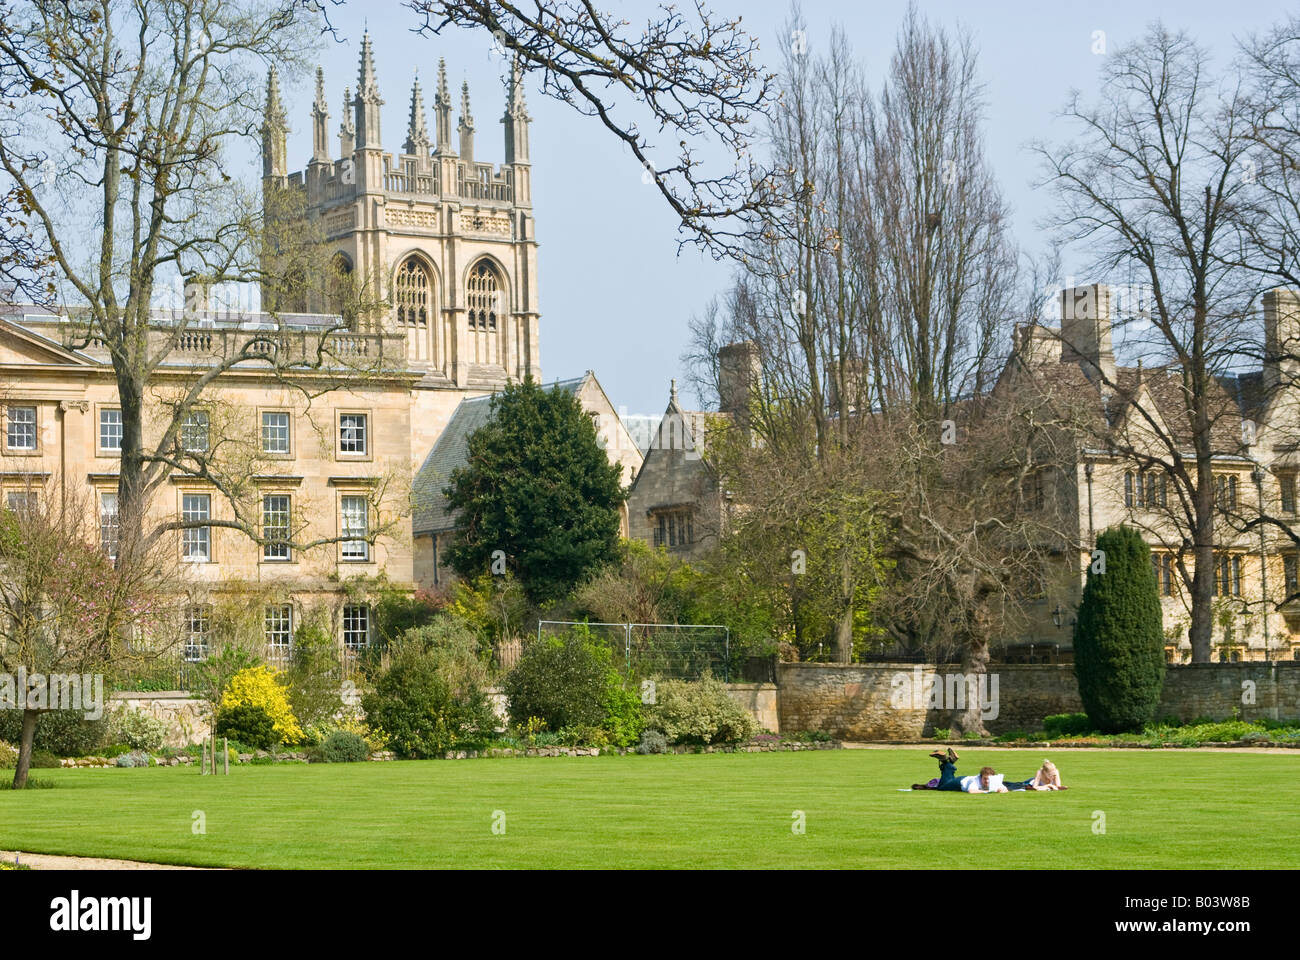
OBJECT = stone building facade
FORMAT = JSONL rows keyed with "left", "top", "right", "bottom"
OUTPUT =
{"left": 1002, "top": 284, "right": 1300, "bottom": 662}
{"left": 0, "top": 37, "right": 643, "bottom": 664}
{"left": 261, "top": 34, "right": 541, "bottom": 473}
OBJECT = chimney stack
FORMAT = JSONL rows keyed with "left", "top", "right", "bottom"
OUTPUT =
{"left": 1059, "top": 284, "right": 1116, "bottom": 384}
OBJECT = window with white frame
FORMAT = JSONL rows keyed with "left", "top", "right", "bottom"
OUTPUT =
{"left": 5, "top": 491, "right": 34, "bottom": 516}
{"left": 99, "top": 408, "right": 123, "bottom": 452}
{"left": 6, "top": 405, "right": 36, "bottom": 450}
{"left": 341, "top": 495, "right": 369, "bottom": 560}
{"left": 264, "top": 604, "right": 293, "bottom": 660}
{"left": 262, "top": 494, "right": 291, "bottom": 560}
{"left": 181, "top": 493, "right": 211, "bottom": 561}
{"left": 185, "top": 604, "right": 211, "bottom": 661}
{"left": 261, "top": 411, "right": 290, "bottom": 454}
{"left": 100, "top": 492, "right": 120, "bottom": 559}
{"left": 181, "top": 410, "right": 210, "bottom": 453}
{"left": 343, "top": 604, "right": 370, "bottom": 650}
{"left": 339, "top": 413, "right": 367, "bottom": 455}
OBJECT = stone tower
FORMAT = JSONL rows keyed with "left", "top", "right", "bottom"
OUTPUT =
{"left": 261, "top": 38, "right": 541, "bottom": 465}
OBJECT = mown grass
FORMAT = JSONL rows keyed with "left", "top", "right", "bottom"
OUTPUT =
{"left": 1, "top": 749, "right": 1296, "bottom": 868}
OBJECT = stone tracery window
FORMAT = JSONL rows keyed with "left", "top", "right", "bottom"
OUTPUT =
{"left": 467, "top": 260, "right": 500, "bottom": 331}
{"left": 395, "top": 256, "right": 431, "bottom": 328}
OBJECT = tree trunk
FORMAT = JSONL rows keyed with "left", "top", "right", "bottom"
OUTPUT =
{"left": 1189, "top": 453, "right": 1216, "bottom": 662}
{"left": 953, "top": 598, "right": 992, "bottom": 737}
{"left": 835, "top": 603, "right": 853, "bottom": 663}
{"left": 835, "top": 545, "right": 854, "bottom": 663}
{"left": 11, "top": 708, "right": 39, "bottom": 790}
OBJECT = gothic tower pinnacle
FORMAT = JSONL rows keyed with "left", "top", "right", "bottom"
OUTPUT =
{"left": 338, "top": 85, "right": 355, "bottom": 157}
{"left": 261, "top": 66, "right": 288, "bottom": 180}
{"left": 434, "top": 59, "right": 454, "bottom": 156}
{"left": 404, "top": 72, "right": 432, "bottom": 158}
{"left": 311, "top": 66, "right": 330, "bottom": 164}
{"left": 458, "top": 79, "right": 475, "bottom": 163}
{"left": 354, "top": 30, "right": 383, "bottom": 150}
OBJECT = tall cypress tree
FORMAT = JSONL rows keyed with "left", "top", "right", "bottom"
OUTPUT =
{"left": 1072, "top": 525, "right": 1166, "bottom": 733}
{"left": 444, "top": 378, "right": 626, "bottom": 605}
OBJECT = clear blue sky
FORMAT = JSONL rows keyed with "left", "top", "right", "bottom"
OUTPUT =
{"left": 269, "top": 0, "right": 1294, "bottom": 416}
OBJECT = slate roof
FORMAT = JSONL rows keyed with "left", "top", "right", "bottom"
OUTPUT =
{"left": 1000, "top": 332, "right": 1265, "bottom": 457}
{"left": 411, "top": 375, "right": 588, "bottom": 535}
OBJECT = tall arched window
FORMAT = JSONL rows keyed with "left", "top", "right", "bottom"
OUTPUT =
{"left": 394, "top": 257, "right": 431, "bottom": 328}
{"left": 467, "top": 260, "right": 500, "bottom": 331}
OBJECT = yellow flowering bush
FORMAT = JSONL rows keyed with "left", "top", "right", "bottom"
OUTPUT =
{"left": 220, "top": 666, "right": 304, "bottom": 745}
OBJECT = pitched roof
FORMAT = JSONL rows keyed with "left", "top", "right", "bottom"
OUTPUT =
{"left": 1002, "top": 333, "right": 1261, "bottom": 457}
{"left": 411, "top": 375, "right": 588, "bottom": 535}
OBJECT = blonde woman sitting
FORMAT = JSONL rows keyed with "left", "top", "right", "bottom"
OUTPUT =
{"left": 1007, "top": 759, "right": 1067, "bottom": 791}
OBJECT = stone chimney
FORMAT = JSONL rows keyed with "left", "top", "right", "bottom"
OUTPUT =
{"left": 718, "top": 340, "right": 761, "bottom": 424}
{"left": 1264, "top": 288, "right": 1300, "bottom": 390}
{"left": 1059, "top": 284, "right": 1116, "bottom": 384}
{"left": 1013, "top": 322, "right": 1062, "bottom": 367}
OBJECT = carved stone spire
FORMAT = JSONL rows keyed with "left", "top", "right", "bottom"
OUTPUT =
{"left": 434, "top": 59, "right": 454, "bottom": 156}
{"left": 458, "top": 79, "right": 475, "bottom": 163}
{"left": 338, "top": 86, "right": 355, "bottom": 156}
{"left": 261, "top": 66, "right": 288, "bottom": 179}
{"left": 503, "top": 57, "right": 531, "bottom": 164}
{"left": 354, "top": 31, "right": 383, "bottom": 149}
{"left": 404, "top": 72, "right": 431, "bottom": 156}
{"left": 311, "top": 67, "right": 330, "bottom": 163}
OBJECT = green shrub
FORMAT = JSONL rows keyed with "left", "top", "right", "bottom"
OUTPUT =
{"left": 0, "top": 741, "right": 16, "bottom": 769}
{"left": 636, "top": 729, "right": 669, "bottom": 754}
{"left": 285, "top": 624, "right": 343, "bottom": 732}
{"left": 0, "top": 709, "right": 109, "bottom": 757}
{"left": 503, "top": 629, "right": 613, "bottom": 732}
{"left": 647, "top": 675, "right": 758, "bottom": 745}
{"left": 319, "top": 730, "right": 369, "bottom": 762}
{"left": 1072, "top": 526, "right": 1166, "bottom": 733}
{"left": 30, "top": 749, "right": 60, "bottom": 768}
{"left": 1043, "top": 713, "right": 1093, "bottom": 737}
{"left": 110, "top": 708, "right": 168, "bottom": 752}
{"left": 398, "top": 618, "right": 492, "bottom": 695}
{"left": 214, "top": 704, "right": 279, "bottom": 750}
{"left": 931, "top": 727, "right": 951, "bottom": 740}
{"left": 601, "top": 678, "right": 645, "bottom": 747}
{"left": 361, "top": 643, "right": 496, "bottom": 758}
{"left": 114, "top": 750, "right": 152, "bottom": 768}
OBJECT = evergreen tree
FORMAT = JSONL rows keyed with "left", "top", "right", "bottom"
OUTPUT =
{"left": 444, "top": 378, "right": 625, "bottom": 604}
{"left": 1072, "top": 526, "right": 1166, "bottom": 733}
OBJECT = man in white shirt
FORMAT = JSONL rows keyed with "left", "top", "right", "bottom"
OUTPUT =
{"left": 960, "top": 767, "right": 1007, "bottom": 793}
{"left": 912, "top": 749, "right": 1008, "bottom": 792}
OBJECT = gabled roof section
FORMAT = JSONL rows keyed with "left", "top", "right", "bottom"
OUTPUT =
{"left": 411, "top": 374, "right": 604, "bottom": 536}
{"left": 412, "top": 392, "right": 498, "bottom": 535}
{"left": 627, "top": 389, "right": 724, "bottom": 498}
{"left": 0, "top": 317, "right": 99, "bottom": 366}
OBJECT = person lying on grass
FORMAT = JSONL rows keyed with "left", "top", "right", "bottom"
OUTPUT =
{"left": 912, "top": 751, "right": 1068, "bottom": 792}
{"left": 911, "top": 749, "right": 1008, "bottom": 793}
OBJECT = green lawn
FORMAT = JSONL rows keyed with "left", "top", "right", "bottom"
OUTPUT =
{"left": 2, "top": 749, "right": 1297, "bottom": 868}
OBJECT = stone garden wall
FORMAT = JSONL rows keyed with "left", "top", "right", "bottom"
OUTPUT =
{"left": 775, "top": 661, "right": 1300, "bottom": 740}
{"left": 723, "top": 683, "right": 779, "bottom": 733}
{"left": 110, "top": 691, "right": 210, "bottom": 748}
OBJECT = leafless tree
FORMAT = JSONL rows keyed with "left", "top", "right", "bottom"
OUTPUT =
{"left": 1032, "top": 22, "right": 1260, "bottom": 662}
{"left": 0, "top": 483, "right": 184, "bottom": 788}
{"left": 0, "top": 1, "right": 399, "bottom": 565}
{"left": 688, "top": 5, "right": 1022, "bottom": 670}
{"left": 392, "top": 0, "right": 775, "bottom": 258}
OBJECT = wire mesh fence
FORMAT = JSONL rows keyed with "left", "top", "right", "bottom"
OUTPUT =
{"left": 536, "top": 620, "right": 731, "bottom": 681}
